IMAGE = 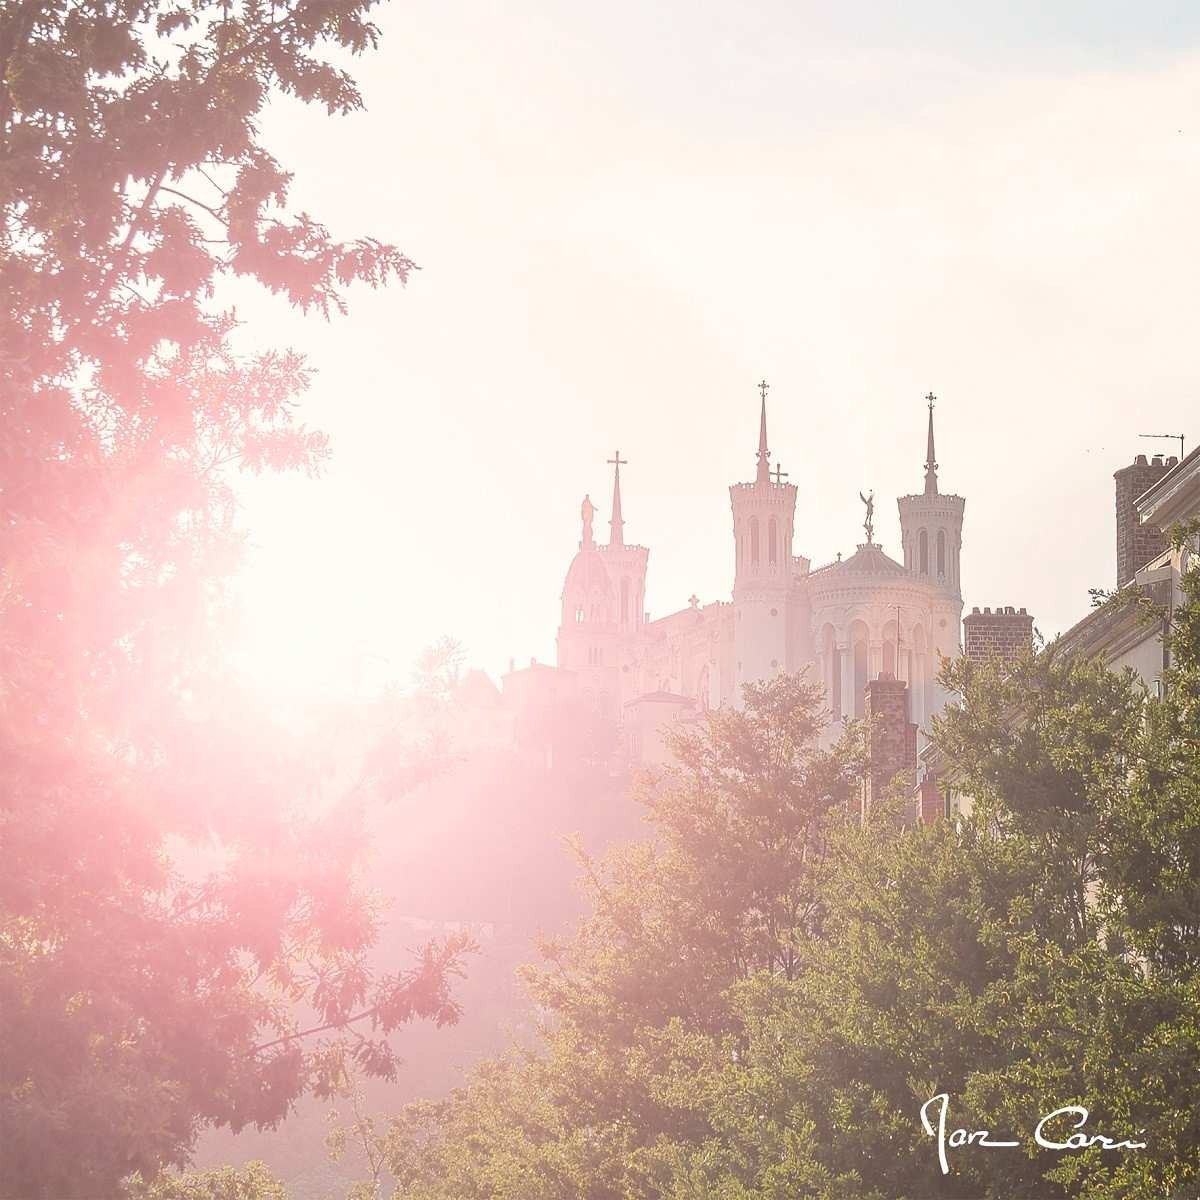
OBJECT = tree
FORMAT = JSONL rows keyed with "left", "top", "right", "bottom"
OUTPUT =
{"left": 378, "top": 674, "right": 865, "bottom": 1199}
{"left": 643, "top": 575, "right": 1200, "bottom": 1200}
{"left": 1, "top": 4, "right": 466, "bottom": 1197}
{"left": 378, "top": 565, "right": 1200, "bottom": 1200}
{"left": 125, "top": 1161, "right": 287, "bottom": 1200}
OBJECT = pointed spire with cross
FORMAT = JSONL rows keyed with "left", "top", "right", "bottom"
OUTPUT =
{"left": 756, "top": 379, "right": 771, "bottom": 483}
{"left": 607, "top": 450, "right": 627, "bottom": 546}
{"left": 924, "top": 391, "right": 939, "bottom": 496}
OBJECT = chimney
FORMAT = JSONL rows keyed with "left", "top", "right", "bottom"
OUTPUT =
{"left": 963, "top": 606, "right": 1034, "bottom": 664}
{"left": 917, "top": 773, "right": 946, "bottom": 824}
{"left": 1115, "top": 454, "right": 1174, "bottom": 586}
{"left": 862, "top": 673, "right": 917, "bottom": 822}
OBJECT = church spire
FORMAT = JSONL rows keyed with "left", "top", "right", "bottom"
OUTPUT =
{"left": 756, "top": 379, "right": 771, "bottom": 483}
{"left": 924, "top": 391, "right": 939, "bottom": 496}
{"left": 607, "top": 450, "right": 627, "bottom": 546}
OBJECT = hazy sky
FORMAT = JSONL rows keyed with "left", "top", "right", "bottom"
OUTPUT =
{"left": 227, "top": 0, "right": 1200, "bottom": 695}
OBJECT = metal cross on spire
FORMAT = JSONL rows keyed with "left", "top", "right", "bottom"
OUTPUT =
{"left": 607, "top": 450, "right": 627, "bottom": 547}
{"left": 924, "top": 391, "right": 939, "bottom": 496}
{"left": 771, "top": 464, "right": 788, "bottom": 484}
{"left": 756, "top": 380, "right": 771, "bottom": 482}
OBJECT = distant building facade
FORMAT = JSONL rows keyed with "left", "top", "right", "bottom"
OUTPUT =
{"left": 920, "top": 446, "right": 1200, "bottom": 820}
{"left": 523, "top": 386, "right": 975, "bottom": 761}
{"left": 1058, "top": 449, "right": 1198, "bottom": 686}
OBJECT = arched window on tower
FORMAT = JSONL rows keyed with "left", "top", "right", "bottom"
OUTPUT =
{"left": 937, "top": 530, "right": 946, "bottom": 578}
{"left": 750, "top": 517, "right": 760, "bottom": 566}
{"left": 919, "top": 529, "right": 929, "bottom": 574}
{"left": 768, "top": 517, "right": 778, "bottom": 566}
{"left": 621, "top": 577, "right": 629, "bottom": 623}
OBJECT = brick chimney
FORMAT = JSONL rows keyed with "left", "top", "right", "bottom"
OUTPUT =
{"left": 1115, "top": 454, "right": 1176, "bottom": 586}
{"left": 963, "top": 606, "right": 1034, "bottom": 663}
{"left": 917, "top": 773, "right": 946, "bottom": 823}
{"left": 862, "top": 673, "right": 917, "bottom": 822}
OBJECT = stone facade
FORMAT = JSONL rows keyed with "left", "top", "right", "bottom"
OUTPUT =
{"left": 963, "top": 606, "right": 1034, "bottom": 663}
{"left": 537, "top": 389, "right": 967, "bottom": 757}
{"left": 1115, "top": 454, "right": 1177, "bottom": 586}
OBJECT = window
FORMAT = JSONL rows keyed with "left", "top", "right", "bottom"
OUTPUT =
{"left": 621, "top": 577, "right": 629, "bottom": 623}
{"left": 937, "top": 529, "right": 946, "bottom": 577}
{"left": 919, "top": 529, "right": 928, "bottom": 574}
{"left": 853, "top": 637, "right": 868, "bottom": 717}
{"left": 768, "top": 517, "right": 778, "bottom": 565}
{"left": 750, "top": 517, "right": 760, "bottom": 566}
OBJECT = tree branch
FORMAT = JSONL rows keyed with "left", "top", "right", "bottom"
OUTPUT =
{"left": 159, "top": 184, "right": 226, "bottom": 220}
{"left": 252, "top": 1004, "right": 378, "bottom": 1056}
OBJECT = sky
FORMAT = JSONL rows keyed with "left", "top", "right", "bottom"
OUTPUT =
{"left": 225, "top": 0, "right": 1200, "bottom": 697}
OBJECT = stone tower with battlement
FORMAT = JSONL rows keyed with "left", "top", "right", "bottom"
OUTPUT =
{"left": 897, "top": 394, "right": 965, "bottom": 597}
{"left": 729, "top": 384, "right": 806, "bottom": 696}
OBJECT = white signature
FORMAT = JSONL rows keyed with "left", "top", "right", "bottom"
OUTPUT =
{"left": 920, "top": 1093, "right": 1147, "bottom": 1176}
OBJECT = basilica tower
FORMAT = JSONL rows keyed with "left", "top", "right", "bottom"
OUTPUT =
{"left": 729, "top": 383, "right": 802, "bottom": 695}
{"left": 896, "top": 394, "right": 965, "bottom": 715}
{"left": 897, "top": 394, "right": 965, "bottom": 596}
{"left": 598, "top": 450, "right": 649, "bottom": 636}
{"left": 555, "top": 454, "right": 647, "bottom": 717}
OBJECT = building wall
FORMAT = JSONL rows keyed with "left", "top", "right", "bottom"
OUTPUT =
{"left": 1114, "top": 454, "right": 1175, "bottom": 586}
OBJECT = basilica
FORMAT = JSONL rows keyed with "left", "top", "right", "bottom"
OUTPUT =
{"left": 550, "top": 385, "right": 965, "bottom": 755}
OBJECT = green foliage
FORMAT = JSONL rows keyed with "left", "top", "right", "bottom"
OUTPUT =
{"left": 376, "top": 576, "right": 1200, "bottom": 1200}
{"left": 125, "top": 1161, "right": 287, "bottom": 1200}
{"left": 2, "top": 0, "right": 412, "bottom": 402}
{"left": 372, "top": 674, "right": 866, "bottom": 1199}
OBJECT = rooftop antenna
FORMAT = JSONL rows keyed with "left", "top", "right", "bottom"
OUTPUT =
{"left": 1139, "top": 432, "right": 1185, "bottom": 459}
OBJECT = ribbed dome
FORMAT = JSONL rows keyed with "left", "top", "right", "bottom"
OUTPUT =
{"left": 562, "top": 546, "right": 614, "bottom": 604}
{"left": 827, "top": 542, "right": 908, "bottom": 577}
